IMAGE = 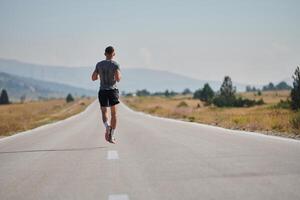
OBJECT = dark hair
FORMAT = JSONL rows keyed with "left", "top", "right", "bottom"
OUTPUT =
{"left": 105, "top": 46, "right": 114, "bottom": 54}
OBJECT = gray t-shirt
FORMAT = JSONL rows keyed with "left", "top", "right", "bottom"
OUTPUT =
{"left": 95, "top": 60, "right": 120, "bottom": 90}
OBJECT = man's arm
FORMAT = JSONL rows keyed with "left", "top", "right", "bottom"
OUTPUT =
{"left": 91, "top": 69, "right": 99, "bottom": 81}
{"left": 115, "top": 69, "right": 121, "bottom": 82}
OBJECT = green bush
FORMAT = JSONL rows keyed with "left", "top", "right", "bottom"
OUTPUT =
{"left": 213, "top": 95, "right": 264, "bottom": 107}
{"left": 66, "top": 94, "right": 74, "bottom": 103}
{"left": 274, "top": 99, "right": 291, "bottom": 109}
{"left": 212, "top": 95, "right": 236, "bottom": 107}
{"left": 193, "top": 83, "right": 215, "bottom": 102}
{"left": 257, "top": 90, "right": 262, "bottom": 96}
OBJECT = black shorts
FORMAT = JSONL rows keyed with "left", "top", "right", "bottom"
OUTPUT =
{"left": 98, "top": 89, "right": 120, "bottom": 107}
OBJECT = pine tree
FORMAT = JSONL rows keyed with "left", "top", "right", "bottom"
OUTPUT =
{"left": 182, "top": 88, "right": 192, "bottom": 95}
{"left": 200, "top": 83, "right": 214, "bottom": 102}
{"left": 213, "top": 76, "right": 236, "bottom": 107}
{"left": 66, "top": 93, "right": 74, "bottom": 103}
{"left": 220, "top": 76, "right": 236, "bottom": 97}
{"left": 0, "top": 89, "right": 9, "bottom": 105}
{"left": 291, "top": 66, "right": 300, "bottom": 110}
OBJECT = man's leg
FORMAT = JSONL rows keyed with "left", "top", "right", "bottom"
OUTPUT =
{"left": 101, "top": 106, "right": 111, "bottom": 142}
{"left": 101, "top": 106, "right": 109, "bottom": 125}
{"left": 110, "top": 105, "right": 117, "bottom": 129}
{"left": 109, "top": 105, "right": 117, "bottom": 142}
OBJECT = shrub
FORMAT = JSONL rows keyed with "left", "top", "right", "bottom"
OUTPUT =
{"left": 148, "top": 106, "right": 161, "bottom": 114}
{"left": 257, "top": 90, "right": 262, "bottom": 96}
{"left": 213, "top": 95, "right": 264, "bottom": 108}
{"left": 193, "top": 83, "right": 215, "bottom": 102}
{"left": 212, "top": 95, "right": 236, "bottom": 107}
{"left": 182, "top": 88, "right": 192, "bottom": 95}
{"left": 177, "top": 101, "right": 188, "bottom": 108}
{"left": 256, "top": 98, "right": 265, "bottom": 105}
{"left": 291, "top": 111, "right": 300, "bottom": 131}
{"left": 275, "top": 99, "right": 291, "bottom": 109}
{"left": 66, "top": 94, "right": 74, "bottom": 103}
{"left": 188, "top": 116, "right": 195, "bottom": 122}
{"left": 164, "top": 90, "right": 177, "bottom": 97}
{"left": 136, "top": 89, "right": 150, "bottom": 96}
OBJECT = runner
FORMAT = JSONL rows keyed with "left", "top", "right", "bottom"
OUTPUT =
{"left": 91, "top": 46, "right": 121, "bottom": 144}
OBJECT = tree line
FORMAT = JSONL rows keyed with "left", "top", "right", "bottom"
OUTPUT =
{"left": 195, "top": 66, "right": 300, "bottom": 110}
{"left": 246, "top": 81, "right": 291, "bottom": 92}
{"left": 125, "top": 66, "right": 300, "bottom": 110}
{"left": 0, "top": 90, "right": 75, "bottom": 105}
{"left": 193, "top": 76, "right": 264, "bottom": 107}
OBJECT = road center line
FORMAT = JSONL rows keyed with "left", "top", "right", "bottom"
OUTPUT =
{"left": 107, "top": 150, "right": 119, "bottom": 160}
{"left": 108, "top": 194, "right": 129, "bottom": 200}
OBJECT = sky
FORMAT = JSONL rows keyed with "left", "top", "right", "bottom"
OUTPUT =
{"left": 0, "top": 0, "right": 299, "bottom": 85}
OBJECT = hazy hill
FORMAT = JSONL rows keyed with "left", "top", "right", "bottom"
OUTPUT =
{"left": 0, "top": 58, "right": 96, "bottom": 90}
{"left": 0, "top": 58, "right": 278, "bottom": 92}
{"left": 0, "top": 72, "right": 94, "bottom": 101}
{"left": 122, "top": 68, "right": 225, "bottom": 92}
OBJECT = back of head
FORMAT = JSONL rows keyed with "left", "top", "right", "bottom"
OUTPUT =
{"left": 105, "top": 46, "right": 114, "bottom": 55}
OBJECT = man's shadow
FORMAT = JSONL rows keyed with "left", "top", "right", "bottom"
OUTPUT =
{"left": 0, "top": 146, "right": 107, "bottom": 154}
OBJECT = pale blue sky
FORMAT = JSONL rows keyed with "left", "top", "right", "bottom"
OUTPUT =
{"left": 0, "top": 0, "right": 299, "bottom": 84}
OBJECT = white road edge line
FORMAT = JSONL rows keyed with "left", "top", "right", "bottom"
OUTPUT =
{"left": 107, "top": 150, "right": 119, "bottom": 160}
{"left": 120, "top": 102, "right": 300, "bottom": 143}
{"left": 108, "top": 194, "right": 129, "bottom": 200}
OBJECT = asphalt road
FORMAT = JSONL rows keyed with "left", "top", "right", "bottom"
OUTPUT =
{"left": 1, "top": 101, "right": 300, "bottom": 200}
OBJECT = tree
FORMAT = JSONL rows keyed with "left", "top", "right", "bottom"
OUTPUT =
{"left": 0, "top": 89, "right": 9, "bottom": 105}
{"left": 276, "top": 81, "right": 292, "bottom": 90}
{"left": 66, "top": 93, "right": 74, "bottom": 103}
{"left": 257, "top": 90, "right": 262, "bottom": 96}
{"left": 20, "top": 94, "right": 26, "bottom": 103}
{"left": 182, "top": 88, "right": 192, "bottom": 95}
{"left": 164, "top": 90, "right": 170, "bottom": 97}
{"left": 193, "top": 83, "right": 215, "bottom": 105}
{"left": 263, "top": 82, "right": 275, "bottom": 91}
{"left": 200, "top": 83, "right": 214, "bottom": 102}
{"left": 220, "top": 76, "right": 236, "bottom": 97}
{"left": 213, "top": 76, "right": 236, "bottom": 107}
{"left": 246, "top": 85, "right": 257, "bottom": 92}
{"left": 291, "top": 66, "right": 300, "bottom": 110}
{"left": 246, "top": 85, "right": 252, "bottom": 92}
{"left": 212, "top": 76, "right": 264, "bottom": 107}
{"left": 136, "top": 89, "right": 150, "bottom": 96}
{"left": 193, "top": 89, "right": 202, "bottom": 99}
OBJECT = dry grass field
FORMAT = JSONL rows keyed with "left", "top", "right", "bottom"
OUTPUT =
{"left": 0, "top": 98, "right": 95, "bottom": 137}
{"left": 122, "top": 90, "right": 300, "bottom": 139}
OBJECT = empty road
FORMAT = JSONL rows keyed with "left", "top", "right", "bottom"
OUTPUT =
{"left": 1, "top": 101, "right": 300, "bottom": 200}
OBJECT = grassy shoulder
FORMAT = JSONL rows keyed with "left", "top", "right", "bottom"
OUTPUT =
{"left": 0, "top": 98, "right": 95, "bottom": 137}
{"left": 122, "top": 90, "right": 300, "bottom": 139}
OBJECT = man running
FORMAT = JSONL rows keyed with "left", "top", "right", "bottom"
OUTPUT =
{"left": 91, "top": 46, "right": 121, "bottom": 144}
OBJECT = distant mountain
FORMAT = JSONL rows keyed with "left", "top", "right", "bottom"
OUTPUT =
{"left": 0, "top": 58, "right": 96, "bottom": 90}
{"left": 122, "top": 68, "right": 226, "bottom": 92}
{"left": 0, "top": 58, "right": 255, "bottom": 92}
{"left": 0, "top": 72, "right": 94, "bottom": 101}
